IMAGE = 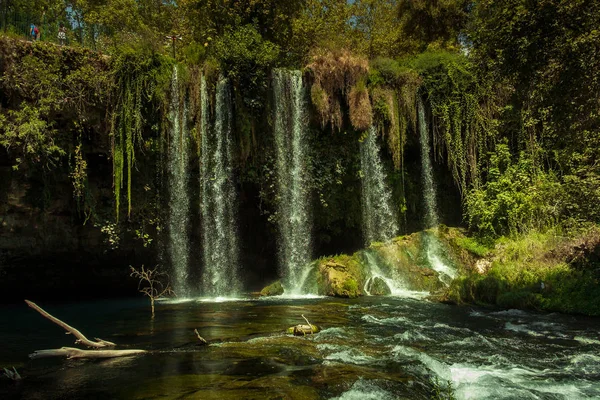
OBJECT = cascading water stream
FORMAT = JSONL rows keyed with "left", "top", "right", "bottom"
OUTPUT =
{"left": 200, "top": 76, "right": 241, "bottom": 296}
{"left": 418, "top": 97, "right": 456, "bottom": 281}
{"left": 360, "top": 126, "right": 399, "bottom": 245}
{"left": 272, "top": 70, "right": 312, "bottom": 295}
{"left": 167, "top": 66, "right": 191, "bottom": 296}
{"left": 359, "top": 127, "right": 408, "bottom": 294}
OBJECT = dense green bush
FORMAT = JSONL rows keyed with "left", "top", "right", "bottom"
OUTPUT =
{"left": 465, "top": 143, "right": 563, "bottom": 237}
{"left": 214, "top": 25, "right": 279, "bottom": 115}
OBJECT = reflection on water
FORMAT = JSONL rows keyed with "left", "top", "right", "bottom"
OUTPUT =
{"left": 0, "top": 296, "right": 599, "bottom": 399}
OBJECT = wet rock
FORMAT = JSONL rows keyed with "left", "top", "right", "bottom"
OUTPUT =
{"left": 317, "top": 258, "right": 363, "bottom": 298}
{"left": 260, "top": 281, "right": 284, "bottom": 296}
{"left": 287, "top": 324, "right": 320, "bottom": 336}
{"left": 365, "top": 277, "right": 391, "bottom": 295}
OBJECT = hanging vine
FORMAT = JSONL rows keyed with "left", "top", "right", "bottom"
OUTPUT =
{"left": 109, "top": 50, "right": 173, "bottom": 221}
{"left": 412, "top": 50, "right": 500, "bottom": 197}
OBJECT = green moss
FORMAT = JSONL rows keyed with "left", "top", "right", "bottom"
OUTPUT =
{"left": 342, "top": 278, "right": 358, "bottom": 294}
{"left": 260, "top": 281, "right": 284, "bottom": 296}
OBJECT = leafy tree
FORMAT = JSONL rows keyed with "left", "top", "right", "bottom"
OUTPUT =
{"left": 397, "top": 0, "right": 471, "bottom": 53}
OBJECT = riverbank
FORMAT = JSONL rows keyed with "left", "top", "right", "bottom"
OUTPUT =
{"left": 447, "top": 226, "right": 600, "bottom": 316}
{"left": 264, "top": 226, "right": 600, "bottom": 317}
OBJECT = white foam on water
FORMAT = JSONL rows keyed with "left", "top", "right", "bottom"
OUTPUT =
{"left": 362, "top": 314, "right": 409, "bottom": 326}
{"left": 389, "top": 289, "right": 430, "bottom": 299}
{"left": 256, "top": 294, "right": 327, "bottom": 302}
{"left": 443, "top": 334, "right": 495, "bottom": 349}
{"left": 568, "top": 353, "right": 600, "bottom": 375}
{"left": 325, "top": 349, "right": 376, "bottom": 365}
{"left": 574, "top": 336, "right": 600, "bottom": 345}
{"left": 468, "top": 310, "right": 486, "bottom": 318}
{"left": 331, "top": 378, "right": 396, "bottom": 400}
{"left": 448, "top": 362, "right": 594, "bottom": 399}
{"left": 196, "top": 296, "right": 248, "bottom": 303}
{"left": 317, "top": 343, "right": 344, "bottom": 352}
{"left": 315, "top": 327, "right": 348, "bottom": 339}
{"left": 391, "top": 345, "right": 451, "bottom": 381}
{"left": 490, "top": 309, "right": 529, "bottom": 317}
{"left": 394, "top": 330, "right": 432, "bottom": 342}
{"left": 157, "top": 297, "right": 196, "bottom": 304}
{"left": 504, "top": 322, "right": 544, "bottom": 337}
{"left": 432, "top": 323, "right": 474, "bottom": 334}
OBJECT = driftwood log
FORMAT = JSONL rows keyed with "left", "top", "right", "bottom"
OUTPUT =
{"left": 25, "top": 300, "right": 147, "bottom": 359}
{"left": 25, "top": 300, "right": 116, "bottom": 348}
{"left": 29, "top": 347, "right": 146, "bottom": 360}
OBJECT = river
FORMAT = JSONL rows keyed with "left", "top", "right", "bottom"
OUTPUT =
{"left": 1, "top": 296, "right": 599, "bottom": 399}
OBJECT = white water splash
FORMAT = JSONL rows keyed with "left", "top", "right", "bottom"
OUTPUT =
{"left": 362, "top": 252, "right": 428, "bottom": 298}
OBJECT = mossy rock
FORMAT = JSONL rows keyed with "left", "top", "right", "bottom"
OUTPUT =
{"left": 260, "top": 281, "right": 284, "bottom": 296}
{"left": 316, "top": 258, "right": 364, "bottom": 298}
{"left": 365, "top": 276, "right": 391, "bottom": 295}
{"left": 286, "top": 324, "right": 321, "bottom": 336}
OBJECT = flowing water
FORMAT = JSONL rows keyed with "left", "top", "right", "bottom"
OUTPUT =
{"left": 199, "top": 77, "right": 241, "bottom": 296}
{"left": 2, "top": 297, "right": 599, "bottom": 399}
{"left": 360, "top": 126, "right": 399, "bottom": 245}
{"left": 417, "top": 97, "right": 456, "bottom": 281}
{"left": 272, "top": 70, "right": 312, "bottom": 294}
{"left": 167, "top": 66, "right": 191, "bottom": 296}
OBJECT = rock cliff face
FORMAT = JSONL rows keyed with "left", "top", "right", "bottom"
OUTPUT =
{"left": 0, "top": 162, "right": 151, "bottom": 302}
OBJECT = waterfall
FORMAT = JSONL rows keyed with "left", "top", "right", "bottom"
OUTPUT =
{"left": 418, "top": 97, "right": 456, "bottom": 281}
{"left": 200, "top": 76, "right": 241, "bottom": 296}
{"left": 168, "top": 66, "right": 191, "bottom": 296}
{"left": 359, "top": 127, "right": 404, "bottom": 294}
{"left": 418, "top": 97, "right": 439, "bottom": 230}
{"left": 360, "top": 126, "right": 399, "bottom": 245}
{"left": 272, "top": 70, "right": 312, "bottom": 294}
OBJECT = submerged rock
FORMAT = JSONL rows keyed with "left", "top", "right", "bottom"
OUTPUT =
{"left": 260, "top": 281, "right": 284, "bottom": 296}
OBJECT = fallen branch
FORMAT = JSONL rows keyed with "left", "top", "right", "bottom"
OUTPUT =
{"left": 25, "top": 300, "right": 116, "bottom": 348}
{"left": 194, "top": 329, "right": 208, "bottom": 345}
{"left": 29, "top": 347, "right": 146, "bottom": 360}
{"left": 301, "top": 314, "right": 313, "bottom": 334}
{"left": 3, "top": 367, "right": 21, "bottom": 381}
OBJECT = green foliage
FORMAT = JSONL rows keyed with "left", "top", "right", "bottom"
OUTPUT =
{"left": 214, "top": 25, "right": 279, "bottom": 115}
{"left": 342, "top": 278, "right": 359, "bottom": 294}
{"left": 411, "top": 50, "right": 498, "bottom": 196}
{"left": 470, "top": 0, "right": 600, "bottom": 228}
{"left": 454, "top": 236, "right": 490, "bottom": 258}
{"left": 397, "top": 0, "right": 470, "bottom": 53}
{"left": 465, "top": 143, "right": 563, "bottom": 237}
{"left": 431, "top": 376, "right": 457, "bottom": 400}
{"left": 109, "top": 47, "right": 173, "bottom": 221}
{"left": 0, "top": 105, "right": 64, "bottom": 169}
{"left": 0, "top": 39, "right": 109, "bottom": 176}
{"left": 450, "top": 228, "right": 600, "bottom": 316}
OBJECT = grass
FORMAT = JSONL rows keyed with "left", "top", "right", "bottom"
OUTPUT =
{"left": 449, "top": 227, "right": 600, "bottom": 316}
{"left": 454, "top": 236, "right": 491, "bottom": 257}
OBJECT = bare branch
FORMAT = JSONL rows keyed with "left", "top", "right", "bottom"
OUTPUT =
{"left": 25, "top": 300, "right": 116, "bottom": 348}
